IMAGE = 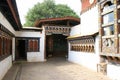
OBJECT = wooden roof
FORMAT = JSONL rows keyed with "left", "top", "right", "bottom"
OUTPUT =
{"left": 67, "top": 31, "right": 98, "bottom": 40}
{"left": 22, "top": 27, "right": 42, "bottom": 31}
{"left": 0, "top": 0, "right": 22, "bottom": 30}
{"left": 34, "top": 16, "right": 80, "bottom": 27}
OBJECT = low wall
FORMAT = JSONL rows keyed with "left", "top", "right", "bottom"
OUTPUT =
{"left": 68, "top": 36, "right": 100, "bottom": 71}
{"left": 68, "top": 52, "right": 100, "bottom": 71}
{"left": 27, "top": 52, "right": 45, "bottom": 62}
{"left": 0, "top": 56, "right": 12, "bottom": 80}
{"left": 107, "top": 63, "right": 120, "bottom": 80}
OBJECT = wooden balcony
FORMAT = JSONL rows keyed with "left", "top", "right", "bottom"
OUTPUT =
{"left": 102, "top": 37, "right": 114, "bottom": 53}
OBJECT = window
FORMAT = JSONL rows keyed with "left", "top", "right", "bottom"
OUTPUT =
{"left": 28, "top": 39, "right": 39, "bottom": 52}
{"left": 29, "top": 40, "right": 33, "bottom": 51}
{"left": 34, "top": 40, "right": 38, "bottom": 51}
{"left": 103, "top": 25, "right": 114, "bottom": 36}
{"left": 103, "top": 1, "right": 114, "bottom": 12}
{"left": 0, "top": 24, "right": 13, "bottom": 60}
{"left": 0, "top": 37, "right": 12, "bottom": 57}
{"left": 103, "top": 12, "right": 114, "bottom": 24}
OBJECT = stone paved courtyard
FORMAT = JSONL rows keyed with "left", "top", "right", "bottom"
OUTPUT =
{"left": 3, "top": 57, "right": 111, "bottom": 80}
{"left": 20, "top": 58, "right": 110, "bottom": 80}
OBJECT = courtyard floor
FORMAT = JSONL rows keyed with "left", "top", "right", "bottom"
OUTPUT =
{"left": 3, "top": 57, "right": 110, "bottom": 80}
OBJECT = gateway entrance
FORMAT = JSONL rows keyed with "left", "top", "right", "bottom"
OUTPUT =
{"left": 46, "top": 34, "right": 68, "bottom": 58}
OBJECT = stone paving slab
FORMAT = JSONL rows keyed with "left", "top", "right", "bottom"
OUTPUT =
{"left": 19, "top": 57, "right": 111, "bottom": 80}
{"left": 2, "top": 63, "right": 21, "bottom": 80}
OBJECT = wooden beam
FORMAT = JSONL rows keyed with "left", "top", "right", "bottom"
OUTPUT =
{"left": 7, "top": 0, "right": 20, "bottom": 29}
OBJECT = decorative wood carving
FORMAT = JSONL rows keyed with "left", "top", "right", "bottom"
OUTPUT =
{"left": 45, "top": 26, "right": 71, "bottom": 36}
{"left": 102, "top": 38, "right": 114, "bottom": 53}
{"left": 70, "top": 36, "right": 95, "bottom": 53}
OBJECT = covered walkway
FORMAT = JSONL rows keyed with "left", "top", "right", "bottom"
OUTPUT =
{"left": 3, "top": 57, "right": 110, "bottom": 80}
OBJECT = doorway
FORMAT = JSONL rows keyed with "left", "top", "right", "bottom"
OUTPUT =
{"left": 15, "top": 40, "right": 27, "bottom": 60}
{"left": 46, "top": 34, "right": 68, "bottom": 58}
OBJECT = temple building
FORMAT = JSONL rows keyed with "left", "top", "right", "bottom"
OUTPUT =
{"left": 34, "top": 17, "right": 80, "bottom": 59}
{"left": 67, "top": 0, "right": 120, "bottom": 80}
{"left": 0, "top": 0, "right": 79, "bottom": 79}
{"left": 1, "top": 0, "right": 120, "bottom": 80}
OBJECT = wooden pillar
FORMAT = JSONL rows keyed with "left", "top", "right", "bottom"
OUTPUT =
{"left": 98, "top": 3, "right": 102, "bottom": 52}
{"left": 67, "top": 21, "right": 70, "bottom": 27}
{"left": 44, "top": 27, "right": 47, "bottom": 60}
{"left": 114, "top": 0, "right": 119, "bottom": 53}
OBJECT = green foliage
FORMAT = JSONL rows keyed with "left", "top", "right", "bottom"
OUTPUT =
{"left": 24, "top": 0, "right": 79, "bottom": 26}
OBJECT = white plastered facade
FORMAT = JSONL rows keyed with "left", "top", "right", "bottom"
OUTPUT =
{"left": 15, "top": 30, "right": 45, "bottom": 62}
{"left": 0, "top": 11, "right": 45, "bottom": 79}
{"left": 0, "top": 12, "right": 14, "bottom": 80}
{"left": 68, "top": 5, "right": 100, "bottom": 71}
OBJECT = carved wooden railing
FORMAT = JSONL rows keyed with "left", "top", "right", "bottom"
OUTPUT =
{"left": 102, "top": 37, "right": 114, "bottom": 53}
{"left": 100, "top": 36, "right": 120, "bottom": 63}
{"left": 45, "top": 26, "right": 71, "bottom": 35}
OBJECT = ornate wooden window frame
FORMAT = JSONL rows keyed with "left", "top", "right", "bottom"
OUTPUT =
{"left": 99, "top": 0, "right": 120, "bottom": 64}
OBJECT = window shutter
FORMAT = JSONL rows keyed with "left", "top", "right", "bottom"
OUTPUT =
{"left": 2, "top": 37, "right": 6, "bottom": 55}
{"left": 34, "top": 40, "right": 38, "bottom": 51}
{"left": 29, "top": 40, "right": 33, "bottom": 51}
{"left": 27, "top": 39, "right": 39, "bottom": 52}
{"left": 10, "top": 39, "right": 12, "bottom": 54}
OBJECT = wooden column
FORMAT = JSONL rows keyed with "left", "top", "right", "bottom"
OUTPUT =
{"left": 44, "top": 27, "right": 47, "bottom": 60}
{"left": 67, "top": 21, "right": 70, "bottom": 27}
{"left": 98, "top": 3, "right": 102, "bottom": 52}
{"left": 114, "top": 0, "right": 119, "bottom": 53}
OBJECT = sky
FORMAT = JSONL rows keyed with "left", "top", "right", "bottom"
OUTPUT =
{"left": 16, "top": 0, "right": 81, "bottom": 25}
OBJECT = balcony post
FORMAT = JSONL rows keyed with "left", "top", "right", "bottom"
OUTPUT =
{"left": 114, "top": 0, "right": 119, "bottom": 53}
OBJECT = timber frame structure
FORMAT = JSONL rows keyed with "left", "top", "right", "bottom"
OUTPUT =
{"left": 34, "top": 17, "right": 80, "bottom": 36}
{"left": 34, "top": 17, "right": 80, "bottom": 59}
{"left": 99, "top": 0, "right": 120, "bottom": 63}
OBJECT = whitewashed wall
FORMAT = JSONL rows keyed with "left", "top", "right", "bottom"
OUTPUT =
{"left": 107, "top": 63, "right": 120, "bottom": 80}
{"left": 68, "top": 36, "right": 100, "bottom": 71}
{"left": 15, "top": 30, "right": 45, "bottom": 62}
{"left": 70, "top": 25, "right": 81, "bottom": 36}
{"left": 80, "top": 5, "right": 99, "bottom": 35}
{"left": 0, "top": 56, "right": 12, "bottom": 80}
{"left": 0, "top": 12, "right": 15, "bottom": 79}
{"left": 68, "top": 5, "right": 100, "bottom": 71}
